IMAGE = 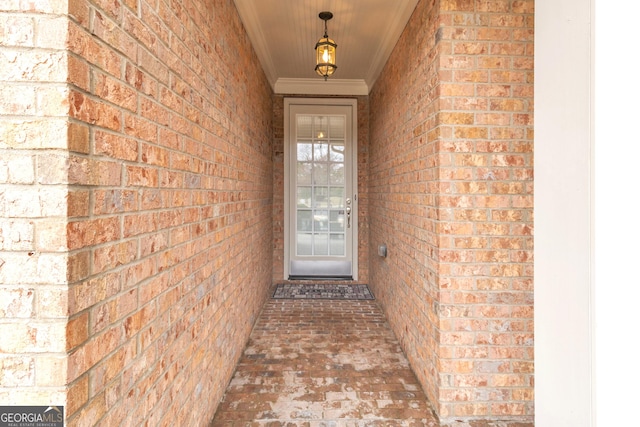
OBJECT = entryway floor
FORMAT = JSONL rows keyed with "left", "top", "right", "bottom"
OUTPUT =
{"left": 210, "top": 297, "right": 439, "bottom": 426}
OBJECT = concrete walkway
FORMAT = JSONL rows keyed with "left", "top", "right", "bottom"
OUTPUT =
{"left": 210, "top": 298, "right": 439, "bottom": 426}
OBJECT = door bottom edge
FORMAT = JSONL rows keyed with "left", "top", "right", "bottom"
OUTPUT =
{"left": 288, "top": 275, "right": 353, "bottom": 281}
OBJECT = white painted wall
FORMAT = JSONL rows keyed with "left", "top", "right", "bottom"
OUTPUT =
{"left": 534, "top": 0, "right": 593, "bottom": 424}
{"left": 535, "top": 0, "right": 640, "bottom": 426}
{"left": 593, "top": 1, "right": 640, "bottom": 425}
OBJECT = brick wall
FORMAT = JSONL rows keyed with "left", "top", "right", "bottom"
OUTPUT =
{"left": 2, "top": 0, "right": 273, "bottom": 425}
{"left": 369, "top": 0, "right": 442, "bottom": 411}
{"left": 0, "top": 0, "right": 70, "bottom": 408}
{"left": 272, "top": 97, "right": 285, "bottom": 281}
{"left": 369, "top": 0, "right": 534, "bottom": 423}
{"left": 272, "top": 95, "right": 369, "bottom": 283}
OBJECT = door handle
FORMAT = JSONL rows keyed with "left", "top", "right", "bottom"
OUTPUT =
{"left": 346, "top": 206, "right": 351, "bottom": 228}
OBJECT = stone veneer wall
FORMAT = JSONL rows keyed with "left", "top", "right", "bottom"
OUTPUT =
{"left": 272, "top": 95, "right": 369, "bottom": 283}
{"left": 1, "top": 0, "right": 273, "bottom": 425}
{"left": 369, "top": 0, "right": 534, "bottom": 423}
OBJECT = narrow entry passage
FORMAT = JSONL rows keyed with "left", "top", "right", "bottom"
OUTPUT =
{"left": 210, "top": 298, "right": 438, "bottom": 424}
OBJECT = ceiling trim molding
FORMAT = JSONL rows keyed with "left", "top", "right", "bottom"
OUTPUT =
{"left": 274, "top": 78, "right": 369, "bottom": 96}
{"left": 234, "top": 0, "right": 278, "bottom": 87}
{"left": 364, "top": 0, "right": 419, "bottom": 88}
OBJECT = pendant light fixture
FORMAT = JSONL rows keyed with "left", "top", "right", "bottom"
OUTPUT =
{"left": 315, "top": 11, "right": 337, "bottom": 80}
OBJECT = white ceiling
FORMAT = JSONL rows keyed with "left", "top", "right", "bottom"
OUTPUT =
{"left": 233, "top": 0, "right": 419, "bottom": 95}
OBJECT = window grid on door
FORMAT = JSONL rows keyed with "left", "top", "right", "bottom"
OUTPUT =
{"left": 295, "top": 115, "right": 346, "bottom": 257}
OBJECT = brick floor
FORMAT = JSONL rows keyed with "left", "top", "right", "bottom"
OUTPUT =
{"left": 210, "top": 298, "right": 439, "bottom": 426}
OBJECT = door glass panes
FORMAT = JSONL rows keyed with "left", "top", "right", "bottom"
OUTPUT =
{"left": 297, "top": 187, "right": 311, "bottom": 208}
{"left": 330, "top": 142, "right": 345, "bottom": 162}
{"left": 314, "top": 234, "right": 329, "bottom": 256}
{"left": 314, "top": 210, "right": 328, "bottom": 231}
{"left": 313, "top": 187, "right": 328, "bottom": 208}
{"left": 297, "top": 162, "right": 312, "bottom": 185}
{"left": 297, "top": 210, "right": 312, "bottom": 231}
{"left": 329, "top": 116, "right": 345, "bottom": 138}
{"left": 329, "top": 210, "right": 344, "bottom": 232}
{"left": 297, "top": 116, "right": 312, "bottom": 138}
{"left": 330, "top": 234, "right": 345, "bottom": 256}
{"left": 329, "top": 188, "right": 344, "bottom": 208}
{"left": 314, "top": 143, "right": 329, "bottom": 161}
{"left": 297, "top": 143, "right": 312, "bottom": 161}
{"left": 295, "top": 114, "right": 347, "bottom": 257}
{"left": 315, "top": 116, "right": 328, "bottom": 139}
{"left": 297, "top": 233, "right": 312, "bottom": 255}
{"left": 329, "top": 163, "right": 344, "bottom": 185}
{"left": 313, "top": 163, "right": 328, "bottom": 185}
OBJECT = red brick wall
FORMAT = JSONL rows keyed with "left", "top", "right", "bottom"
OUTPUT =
{"left": 2, "top": 0, "right": 273, "bottom": 425}
{"left": 65, "top": 0, "right": 274, "bottom": 423}
{"left": 369, "top": 0, "right": 534, "bottom": 423}
{"left": 369, "top": 0, "right": 442, "bottom": 410}
{"left": 272, "top": 95, "right": 369, "bottom": 283}
{"left": 272, "top": 97, "right": 285, "bottom": 281}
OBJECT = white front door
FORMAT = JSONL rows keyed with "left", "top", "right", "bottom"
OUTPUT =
{"left": 284, "top": 98, "right": 358, "bottom": 280}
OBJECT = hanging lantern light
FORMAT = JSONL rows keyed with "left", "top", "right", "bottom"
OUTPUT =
{"left": 315, "top": 11, "right": 337, "bottom": 80}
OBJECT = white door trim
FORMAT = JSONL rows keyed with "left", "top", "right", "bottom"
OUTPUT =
{"left": 284, "top": 97, "right": 358, "bottom": 280}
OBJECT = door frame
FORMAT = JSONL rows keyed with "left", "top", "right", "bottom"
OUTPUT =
{"left": 284, "top": 97, "right": 358, "bottom": 280}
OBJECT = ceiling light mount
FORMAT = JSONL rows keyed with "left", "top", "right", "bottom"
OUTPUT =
{"left": 315, "top": 11, "right": 337, "bottom": 80}
{"left": 318, "top": 11, "right": 333, "bottom": 21}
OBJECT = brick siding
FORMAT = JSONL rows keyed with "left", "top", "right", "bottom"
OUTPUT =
{"left": 369, "top": 0, "right": 534, "bottom": 423}
{"left": 1, "top": 0, "right": 273, "bottom": 425}
{"left": 0, "top": 0, "right": 71, "bottom": 409}
{"left": 3, "top": 0, "right": 534, "bottom": 424}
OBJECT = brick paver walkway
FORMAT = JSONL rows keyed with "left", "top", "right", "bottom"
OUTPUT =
{"left": 210, "top": 298, "right": 439, "bottom": 426}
